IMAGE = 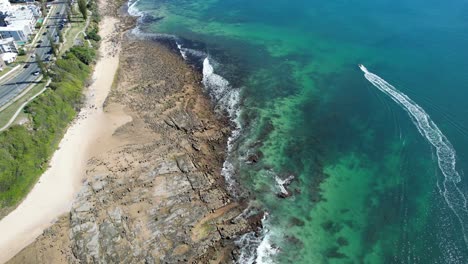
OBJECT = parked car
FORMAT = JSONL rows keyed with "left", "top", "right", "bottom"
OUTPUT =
{"left": 23, "top": 64, "right": 30, "bottom": 69}
{"left": 33, "top": 71, "right": 40, "bottom": 76}
{"left": 36, "top": 44, "right": 41, "bottom": 48}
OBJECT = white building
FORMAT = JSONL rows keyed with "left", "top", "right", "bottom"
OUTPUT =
{"left": 0, "top": 0, "right": 36, "bottom": 41}
{"left": 0, "top": 22, "right": 31, "bottom": 41}
{"left": 1, "top": 52, "right": 17, "bottom": 64}
{"left": 27, "top": 4, "right": 41, "bottom": 18}
{"left": 0, "top": 36, "right": 17, "bottom": 53}
{"left": 0, "top": 0, "right": 12, "bottom": 13}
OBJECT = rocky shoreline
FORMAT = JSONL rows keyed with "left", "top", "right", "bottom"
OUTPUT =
{"left": 7, "top": 1, "right": 259, "bottom": 263}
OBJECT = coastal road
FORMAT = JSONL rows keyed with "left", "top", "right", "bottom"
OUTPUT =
{"left": 0, "top": 0, "right": 68, "bottom": 108}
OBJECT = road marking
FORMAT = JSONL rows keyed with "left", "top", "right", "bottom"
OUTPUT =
{"left": 0, "top": 79, "right": 50, "bottom": 132}
{"left": 0, "top": 65, "right": 21, "bottom": 83}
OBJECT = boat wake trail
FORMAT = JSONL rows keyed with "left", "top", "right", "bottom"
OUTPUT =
{"left": 359, "top": 65, "right": 468, "bottom": 249}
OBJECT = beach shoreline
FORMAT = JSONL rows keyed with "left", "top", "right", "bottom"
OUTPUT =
{"left": 5, "top": 0, "right": 259, "bottom": 262}
{"left": 0, "top": 4, "right": 130, "bottom": 263}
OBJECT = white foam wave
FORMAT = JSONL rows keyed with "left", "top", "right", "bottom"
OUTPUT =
{"left": 175, "top": 42, "right": 208, "bottom": 61}
{"left": 202, "top": 58, "right": 240, "bottom": 119}
{"left": 130, "top": 27, "right": 178, "bottom": 41}
{"left": 202, "top": 57, "right": 242, "bottom": 191}
{"left": 235, "top": 213, "right": 278, "bottom": 264}
{"left": 126, "top": 0, "right": 269, "bottom": 260}
{"left": 127, "top": 0, "right": 144, "bottom": 18}
{"left": 360, "top": 65, "right": 468, "bottom": 247}
{"left": 275, "top": 175, "right": 295, "bottom": 195}
{"left": 175, "top": 43, "right": 187, "bottom": 60}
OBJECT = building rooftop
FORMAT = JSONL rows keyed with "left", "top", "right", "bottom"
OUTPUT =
{"left": 0, "top": 19, "right": 30, "bottom": 30}
{"left": 0, "top": 37, "right": 14, "bottom": 44}
{"left": 0, "top": 0, "right": 12, "bottom": 13}
{"left": 1, "top": 52, "right": 17, "bottom": 61}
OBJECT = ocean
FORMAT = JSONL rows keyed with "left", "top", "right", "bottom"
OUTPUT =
{"left": 128, "top": 0, "right": 468, "bottom": 263}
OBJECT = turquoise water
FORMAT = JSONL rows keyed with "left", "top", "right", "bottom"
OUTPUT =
{"left": 131, "top": 0, "right": 468, "bottom": 262}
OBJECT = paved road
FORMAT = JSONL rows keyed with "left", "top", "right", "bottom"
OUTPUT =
{"left": 0, "top": 0, "right": 68, "bottom": 108}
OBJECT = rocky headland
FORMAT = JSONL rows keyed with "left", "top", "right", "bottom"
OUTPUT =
{"left": 7, "top": 2, "right": 259, "bottom": 263}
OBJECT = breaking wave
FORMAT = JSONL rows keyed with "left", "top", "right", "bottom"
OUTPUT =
{"left": 202, "top": 57, "right": 241, "bottom": 192}
{"left": 235, "top": 213, "right": 278, "bottom": 264}
{"left": 127, "top": 3, "right": 269, "bottom": 261}
{"left": 130, "top": 26, "right": 178, "bottom": 41}
{"left": 127, "top": 0, "right": 144, "bottom": 19}
{"left": 360, "top": 65, "right": 468, "bottom": 247}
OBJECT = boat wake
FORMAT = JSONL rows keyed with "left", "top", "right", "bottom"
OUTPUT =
{"left": 360, "top": 65, "right": 468, "bottom": 249}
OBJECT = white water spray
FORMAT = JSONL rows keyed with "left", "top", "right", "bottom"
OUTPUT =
{"left": 202, "top": 58, "right": 241, "bottom": 192}
{"left": 360, "top": 65, "right": 468, "bottom": 247}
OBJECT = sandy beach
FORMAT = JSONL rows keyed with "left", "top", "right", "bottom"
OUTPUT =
{"left": 0, "top": 14, "right": 130, "bottom": 263}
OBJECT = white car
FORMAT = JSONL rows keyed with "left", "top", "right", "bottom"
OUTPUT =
{"left": 33, "top": 71, "right": 40, "bottom": 76}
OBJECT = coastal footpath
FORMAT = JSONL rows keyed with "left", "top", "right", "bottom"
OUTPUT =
{"left": 5, "top": 0, "right": 259, "bottom": 263}
{"left": 0, "top": 2, "right": 126, "bottom": 263}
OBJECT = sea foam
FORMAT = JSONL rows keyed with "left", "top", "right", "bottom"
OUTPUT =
{"left": 202, "top": 58, "right": 242, "bottom": 192}
{"left": 127, "top": 4, "right": 266, "bottom": 260}
{"left": 360, "top": 65, "right": 468, "bottom": 248}
{"left": 235, "top": 212, "right": 278, "bottom": 264}
{"left": 127, "top": 0, "right": 143, "bottom": 18}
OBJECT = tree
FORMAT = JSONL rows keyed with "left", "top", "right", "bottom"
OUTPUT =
{"left": 86, "top": 27, "right": 101, "bottom": 41}
{"left": 18, "top": 48, "right": 26, "bottom": 56}
{"left": 78, "top": 0, "right": 87, "bottom": 20}
{"left": 67, "top": 9, "right": 72, "bottom": 22}
{"left": 40, "top": 0, "right": 47, "bottom": 17}
{"left": 47, "top": 34, "right": 58, "bottom": 56}
{"left": 36, "top": 54, "right": 48, "bottom": 77}
{"left": 58, "top": 30, "right": 64, "bottom": 43}
{"left": 68, "top": 46, "right": 96, "bottom": 65}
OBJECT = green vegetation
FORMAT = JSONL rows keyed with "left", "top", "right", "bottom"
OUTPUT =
{"left": 58, "top": 30, "right": 64, "bottom": 43}
{"left": 67, "top": 9, "right": 72, "bottom": 22}
{"left": 35, "top": 54, "right": 48, "bottom": 77}
{"left": 61, "top": 18, "right": 86, "bottom": 54}
{"left": 0, "top": 46, "right": 96, "bottom": 208}
{"left": 17, "top": 48, "right": 26, "bottom": 56}
{"left": 78, "top": 0, "right": 87, "bottom": 20}
{"left": 68, "top": 46, "right": 96, "bottom": 65}
{"left": 0, "top": 65, "right": 17, "bottom": 79}
{"left": 0, "top": 82, "right": 47, "bottom": 128}
{"left": 47, "top": 34, "right": 59, "bottom": 56}
{"left": 40, "top": 0, "right": 46, "bottom": 16}
{"left": 86, "top": 27, "right": 101, "bottom": 42}
{"left": 85, "top": 0, "right": 101, "bottom": 44}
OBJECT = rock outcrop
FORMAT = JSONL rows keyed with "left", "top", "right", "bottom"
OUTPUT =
{"left": 9, "top": 32, "right": 256, "bottom": 264}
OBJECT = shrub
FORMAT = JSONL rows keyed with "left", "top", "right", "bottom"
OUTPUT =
{"left": 86, "top": 28, "right": 101, "bottom": 42}
{"left": 67, "top": 46, "right": 96, "bottom": 65}
{"left": 0, "top": 47, "right": 95, "bottom": 208}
